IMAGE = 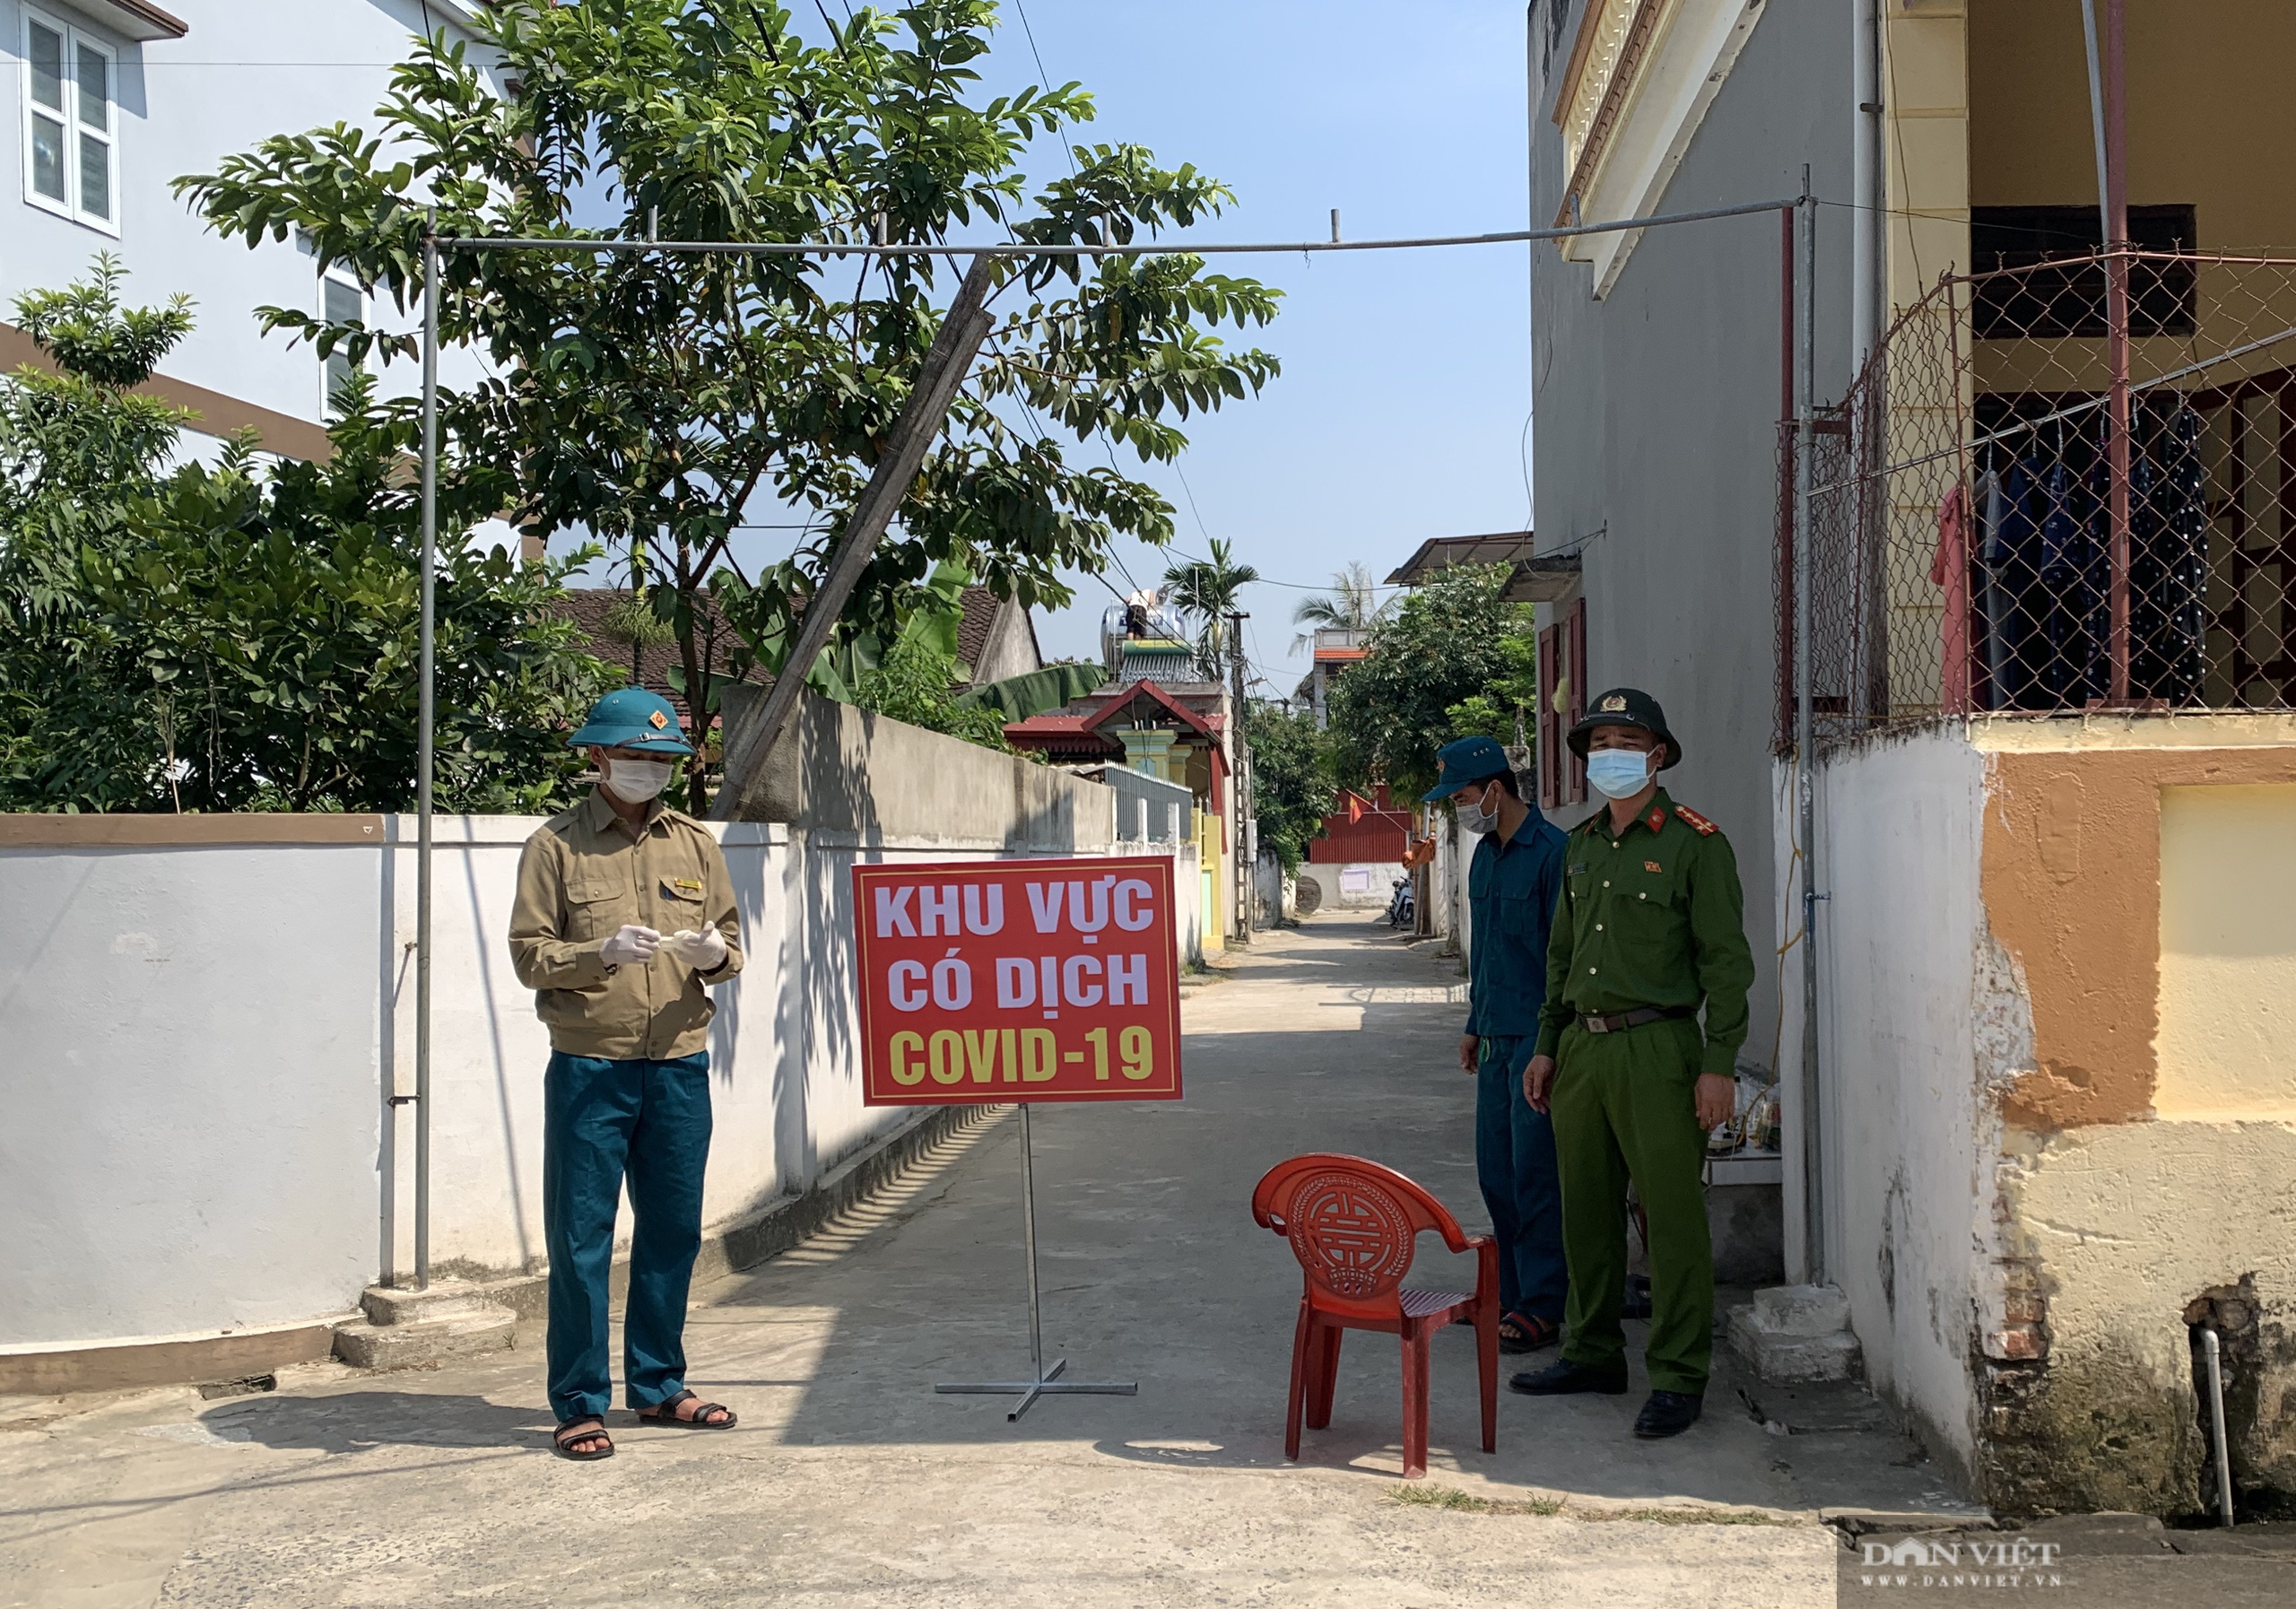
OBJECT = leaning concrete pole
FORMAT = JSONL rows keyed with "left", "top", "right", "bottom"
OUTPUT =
{"left": 414, "top": 209, "right": 440, "bottom": 1291}
{"left": 712, "top": 254, "right": 999, "bottom": 820}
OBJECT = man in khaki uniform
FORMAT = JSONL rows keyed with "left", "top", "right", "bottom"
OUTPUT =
{"left": 509, "top": 688, "right": 744, "bottom": 1461}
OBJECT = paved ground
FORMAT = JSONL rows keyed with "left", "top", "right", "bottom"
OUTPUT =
{"left": 4, "top": 914, "right": 1980, "bottom": 1607}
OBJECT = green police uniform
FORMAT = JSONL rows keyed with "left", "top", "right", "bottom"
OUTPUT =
{"left": 1534, "top": 787, "right": 1754, "bottom": 1394}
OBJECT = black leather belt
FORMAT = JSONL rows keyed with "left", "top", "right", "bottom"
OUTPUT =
{"left": 1578, "top": 1005, "right": 1697, "bottom": 1035}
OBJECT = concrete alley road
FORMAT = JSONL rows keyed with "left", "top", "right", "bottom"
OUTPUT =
{"left": 1, "top": 915, "right": 1959, "bottom": 1608}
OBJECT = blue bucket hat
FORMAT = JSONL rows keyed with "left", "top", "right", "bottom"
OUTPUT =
{"left": 566, "top": 687, "right": 696, "bottom": 756}
{"left": 1422, "top": 735, "right": 1513, "bottom": 802}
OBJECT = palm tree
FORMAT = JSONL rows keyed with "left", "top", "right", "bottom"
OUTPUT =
{"left": 1161, "top": 537, "right": 1261, "bottom": 679}
{"left": 1292, "top": 561, "right": 1394, "bottom": 651}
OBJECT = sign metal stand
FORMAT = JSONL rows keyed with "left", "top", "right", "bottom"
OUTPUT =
{"left": 935, "top": 1103, "right": 1137, "bottom": 1420}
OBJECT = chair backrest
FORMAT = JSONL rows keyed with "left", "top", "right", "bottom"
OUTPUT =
{"left": 1251, "top": 1152, "right": 1472, "bottom": 1318}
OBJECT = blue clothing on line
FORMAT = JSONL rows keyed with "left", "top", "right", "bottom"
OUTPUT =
{"left": 544, "top": 1049, "right": 714, "bottom": 1422}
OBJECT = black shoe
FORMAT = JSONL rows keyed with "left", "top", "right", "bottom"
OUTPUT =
{"left": 1632, "top": 1389, "right": 1704, "bottom": 1439}
{"left": 1508, "top": 1356, "right": 1630, "bottom": 1396}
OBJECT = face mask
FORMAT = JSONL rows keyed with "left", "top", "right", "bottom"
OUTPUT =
{"left": 1455, "top": 787, "right": 1499, "bottom": 836}
{"left": 603, "top": 756, "right": 674, "bottom": 804}
{"left": 1586, "top": 748, "right": 1654, "bottom": 800}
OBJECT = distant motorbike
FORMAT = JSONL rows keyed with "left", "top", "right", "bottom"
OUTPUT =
{"left": 1385, "top": 875, "right": 1415, "bottom": 929}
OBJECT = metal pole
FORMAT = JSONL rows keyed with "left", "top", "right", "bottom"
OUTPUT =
{"left": 2079, "top": 1, "right": 2112, "bottom": 232}
{"left": 414, "top": 209, "right": 439, "bottom": 1291}
{"left": 2203, "top": 1327, "right": 2237, "bottom": 1526}
{"left": 934, "top": 1105, "right": 1136, "bottom": 1418}
{"left": 1793, "top": 175, "right": 1824, "bottom": 1289}
{"left": 1020, "top": 1102, "right": 1044, "bottom": 1388}
{"left": 2101, "top": 0, "right": 2133, "bottom": 701}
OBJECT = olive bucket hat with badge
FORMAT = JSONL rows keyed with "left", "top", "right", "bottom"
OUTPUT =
{"left": 566, "top": 687, "right": 697, "bottom": 757}
{"left": 1566, "top": 687, "right": 1683, "bottom": 770}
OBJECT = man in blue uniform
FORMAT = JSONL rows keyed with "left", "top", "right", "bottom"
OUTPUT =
{"left": 1423, "top": 736, "right": 1570, "bottom": 1352}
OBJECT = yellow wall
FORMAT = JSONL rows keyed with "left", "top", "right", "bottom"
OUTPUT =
{"left": 1970, "top": 0, "right": 2296, "bottom": 250}
{"left": 2156, "top": 783, "right": 2296, "bottom": 1118}
{"left": 1886, "top": 1, "right": 1971, "bottom": 307}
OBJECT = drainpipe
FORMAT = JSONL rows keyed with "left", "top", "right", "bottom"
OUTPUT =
{"left": 1852, "top": 0, "right": 1884, "bottom": 368}
{"left": 1794, "top": 174, "right": 1824, "bottom": 1288}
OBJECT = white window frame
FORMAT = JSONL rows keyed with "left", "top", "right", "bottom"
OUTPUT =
{"left": 19, "top": 6, "right": 118, "bottom": 235}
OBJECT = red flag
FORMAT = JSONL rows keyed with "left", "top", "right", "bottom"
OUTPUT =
{"left": 1346, "top": 791, "right": 1365, "bottom": 825}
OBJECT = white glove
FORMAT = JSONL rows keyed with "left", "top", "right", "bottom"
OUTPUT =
{"left": 600, "top": 924, "right": 661, "bottom": 969}
{"left": 665, "top": 926, "right": 729, "bottom": 971}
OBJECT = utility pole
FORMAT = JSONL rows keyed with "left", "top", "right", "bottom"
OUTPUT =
{"left": 712, "top": 255, "right": 999, "bottom": 818}
{"left": 1225, "top": 610, "right": 1252, "bottom": 941}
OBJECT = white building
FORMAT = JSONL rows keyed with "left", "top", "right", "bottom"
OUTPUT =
{"left": 3, "top": 0, "right": 497, "bottom": 458}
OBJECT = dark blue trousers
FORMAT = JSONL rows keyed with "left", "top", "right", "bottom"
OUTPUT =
{"left": 544, "top": 1050, "right": 713, "bottom": 1422}
{"left": 1475, "top": 1034, "right": 1567, "bottom": 1324}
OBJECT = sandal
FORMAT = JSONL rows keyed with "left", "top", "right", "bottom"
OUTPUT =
{"left": 552, "top": 1418, "right": 614, "bottom": 1461}
{"left": 1497, "top": 1312, "right": 1561, "bottom": 1354}
{"left": 637, "top": 1388, "right": 737, "bottom": 1430}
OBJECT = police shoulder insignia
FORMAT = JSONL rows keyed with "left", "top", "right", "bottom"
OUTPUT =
{"left": 1674, "top": 804, "right": 1719, "bottom": 836}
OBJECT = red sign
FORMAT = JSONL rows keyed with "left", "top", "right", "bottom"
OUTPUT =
{"left": 852, "top": 855, "right": 1184, "bottom": 1106}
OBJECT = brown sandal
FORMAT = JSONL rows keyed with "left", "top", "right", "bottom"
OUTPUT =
{"left": 552, "top": 1417, "right": 614, "bottom": 1460}
{"left": 637, "top": 1388, "right": 736, "bottom": 1430}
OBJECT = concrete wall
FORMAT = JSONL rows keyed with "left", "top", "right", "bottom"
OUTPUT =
{"left": 1796, "top": 715, "right": 2296, "bottom": 1515}
{"left": 1778, "top": 729, "right": 1990, "bottom": 1490}
{"left": 1529, "top": 0, "right": 1863, "bottom": 1069}
{"left": 1294, "top": 861, "right": 1406, "bottom": 912}
{"left": 0, "top": 706, "right": 1202, "bottom": 1356}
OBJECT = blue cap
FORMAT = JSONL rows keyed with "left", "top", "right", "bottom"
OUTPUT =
{"left": 1422, "top": 735, "right": 1512, "bottom": 802}
{"left": 566, "top": 687, "right": 696, "bottom": 756}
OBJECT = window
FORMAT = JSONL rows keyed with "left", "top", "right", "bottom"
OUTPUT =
{"left": 1537, "top": 598, "right": 1588, "bottom": 809}
{"left": 21, "top": 9, "right": 116, "bottom": 231}
{"left": 322, "top": 274, "right": 364, "bottom": 415}
{"left": 1970, "top": 204, "right": 2197, "bottom": 340}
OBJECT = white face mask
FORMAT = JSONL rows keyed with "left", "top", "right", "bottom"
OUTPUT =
{"left": 1455, "top": 784, "right": 1500, "bottom": 836}
{"left": 603, "top": 755, "right": 674, "bottom": 804}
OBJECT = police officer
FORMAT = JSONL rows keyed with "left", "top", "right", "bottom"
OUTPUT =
{"left": 1422, "top": 736, "right": 1570, "bottom": 1353}
{"left": 1510, "top": 690, "right": 1753, "bottom": 1439}
{"left": 509, "top": 688, "right": 745, "bottom": 1461}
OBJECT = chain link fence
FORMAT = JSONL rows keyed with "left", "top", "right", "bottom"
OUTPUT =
{"left": 1779, "top": 249, "right": 2296, "bottom": 752}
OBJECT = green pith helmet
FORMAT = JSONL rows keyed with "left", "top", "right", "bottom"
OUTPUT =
{"left": 565, "top": 687, "right": 696, "bottom": 756}
{"left": 1567, "top": 687, "right": 1682, "bottom": 769}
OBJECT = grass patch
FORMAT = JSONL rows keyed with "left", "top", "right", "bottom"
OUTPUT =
{"left": 1390, "top": 1484, "right": 1565, "bottom": 1517}
{"left": 1389, "top": 1486, "right": 1799, "bottom": 1526}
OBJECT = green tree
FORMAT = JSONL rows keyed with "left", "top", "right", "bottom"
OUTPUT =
{"left": 1323, "top": 563, "right": 1535, "bottom": 800}
{"left": 1161, "top": 535, "right": 1259, "bottom": 678}
{"left": 178, "top": 0, "right": 1281, "bottom": 813}
{"left": 0, "top": 263, "right": 612, "bottom": 813}
{"left": 1243, "top": 700, "right": 1331, "bottom": 874}
{"left": 1290, "top": 560, "right": 1393, "bottom": 651}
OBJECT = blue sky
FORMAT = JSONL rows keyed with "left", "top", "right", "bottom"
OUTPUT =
{"left": 969, "top": 0, "right": 1535, "bottom": 693}
{"left": 571, "top": 1, "right": 1537, "bottom": 695}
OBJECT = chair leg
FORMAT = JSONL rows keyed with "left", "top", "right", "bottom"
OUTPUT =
{"left": 1475, "top": 1306, "right": 1499, "bottom": 1455}
{"left": 1401, "top": 1322, "right": 1430, "bottom": 1480}
{"left": 1308, "top": 1322, "right": 1343, "bottom": 1431}
{"left": 1284, "top": 1300, "right": 1310, "bottom": 1461}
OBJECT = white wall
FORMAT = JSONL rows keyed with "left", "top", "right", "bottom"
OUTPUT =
{"left": 1295, "top": 860, "right": 1406, "bottom": 911}
{"left": 1777, "top": 731, "right": 1990, "bottom": 1475}
{"left": 0, "top": 832, "right": 383, "bottom": 1344}
{"left": 1, "top": 796, "right": 1197, "bottom": 1350}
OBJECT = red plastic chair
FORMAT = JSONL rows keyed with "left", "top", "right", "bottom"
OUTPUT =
{"left": 1251, "top": 1152, "right": 1499, "bottom": 1479}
